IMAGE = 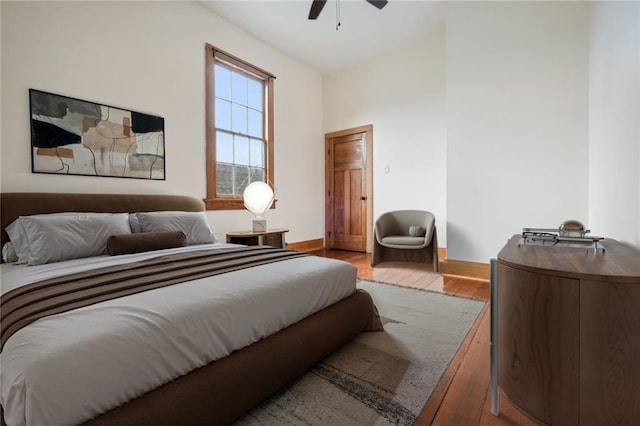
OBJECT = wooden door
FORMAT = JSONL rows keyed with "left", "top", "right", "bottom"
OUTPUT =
{"left": 325, "top": 125, "right": 373, "bottom": 252}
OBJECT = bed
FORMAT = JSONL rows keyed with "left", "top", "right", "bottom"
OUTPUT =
{"left": 0, "top": 192, "right": 378, "bottom": 426}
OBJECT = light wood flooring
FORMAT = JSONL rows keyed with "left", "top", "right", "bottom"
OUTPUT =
{"left": 313, "top": 249, "right": 540, "bottom": 426}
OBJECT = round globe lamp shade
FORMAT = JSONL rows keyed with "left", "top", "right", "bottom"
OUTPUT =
{"left": 243, "top": 182, "right": 274, "bottom": 218}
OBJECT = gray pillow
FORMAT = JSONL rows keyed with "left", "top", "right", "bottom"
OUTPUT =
{"left": 135, "top": 211, "right": 217, "bottom": 245}
{"left": 2, "top": 242, "right": 18, "bottom": 263}
{"left": 19, "top": 213, "right": 131, "bottom": 265}
{"left": 6, "top": 219, "right": 31, "bottom": 264}
{"left": 409, "top": 225, "right": 426, "bottom": 237}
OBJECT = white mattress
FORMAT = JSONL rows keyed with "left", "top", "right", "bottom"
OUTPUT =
{"left": 0, "top": 244, "right": 357, "bottom": 426}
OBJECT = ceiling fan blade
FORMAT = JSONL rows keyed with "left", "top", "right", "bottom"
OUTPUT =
{"left": 308, "top": 0, "right": 327, "bottom": 20}
{"left": 366, "top": 0, "right": 388, "bottom": 10}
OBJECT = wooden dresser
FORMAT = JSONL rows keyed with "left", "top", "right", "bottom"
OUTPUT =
{"left": 494, "top": 236, "right": 640, "bottom": 425}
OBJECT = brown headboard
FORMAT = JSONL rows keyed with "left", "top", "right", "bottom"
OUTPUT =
{"left": 0, "top": 193, "right": 205, "bottom": 250}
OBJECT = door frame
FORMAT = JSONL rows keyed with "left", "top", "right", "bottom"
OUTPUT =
{"left": 324, "top": 124, "right": 374, "bottom": 253}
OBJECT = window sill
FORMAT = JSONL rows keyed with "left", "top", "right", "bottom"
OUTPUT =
{"left": 204, "top": 198, "right": 277, "bottom": 211}
{"left": 205, "top": 198, "right": 244, "bottom": 211}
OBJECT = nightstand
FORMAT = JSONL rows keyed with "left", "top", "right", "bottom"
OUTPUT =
{"left": 226, "top": 229, "right": 289, "bottom": 249}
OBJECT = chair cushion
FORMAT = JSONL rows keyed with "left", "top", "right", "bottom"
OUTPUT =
{"left": 381, "top": 235, "right": 425, "bottom": 246}
{"left": 409, "top": 225, "right": 426, "bottom": 237}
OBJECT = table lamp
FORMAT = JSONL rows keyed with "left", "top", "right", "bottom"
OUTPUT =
{"left": 243, "top": 181, "right": 275, "bottom": 232}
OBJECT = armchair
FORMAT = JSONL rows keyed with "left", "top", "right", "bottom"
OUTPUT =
{"left": 371, "top": 210, "right": 439, "bottom": 272}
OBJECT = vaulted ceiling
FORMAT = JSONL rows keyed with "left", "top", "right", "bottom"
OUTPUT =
{"left": 199, "top": 0, "right": 447, "bottom": 75}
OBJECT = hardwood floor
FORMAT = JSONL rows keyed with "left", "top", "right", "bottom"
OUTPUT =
{"left": 313, "top": 249, "right": 540, "bottom": 426}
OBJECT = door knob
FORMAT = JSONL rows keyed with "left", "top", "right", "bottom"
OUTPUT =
{"left": 360, "top": 196, "right": 367, "bottom": 200}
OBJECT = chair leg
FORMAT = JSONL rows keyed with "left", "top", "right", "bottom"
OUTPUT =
{"left": 371, "top": 241, "right": 380, "bottom": 266}
{"left": 432, "top": 228, "right": 440, "bottom": 272}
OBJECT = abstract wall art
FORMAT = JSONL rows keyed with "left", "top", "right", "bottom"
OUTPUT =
{"left": 29, "top": 89, "right": 165, "bottom": 180}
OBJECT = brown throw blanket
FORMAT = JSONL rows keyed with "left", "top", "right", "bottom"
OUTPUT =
{"left": 1, "top": 246, "right": 308, "bottom": 351}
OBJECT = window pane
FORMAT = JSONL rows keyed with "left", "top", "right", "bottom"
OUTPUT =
{"left": 214, "top": 65, "right": 231, "bottom": 100}
{"left": 234, "top": 165, "right": 250, "bottom": 195}
{"left": 215, "top": 99, "right": 231, "bottom": 130}
{"left": 248, "top": 79, "right": 262, "bottom": 111}
{"left": 232, "top": 72, "right": 247, "bottom": 105}
{"left": 248, "top": 109, "right": 262, "bottom": 138}
{"left": 249, "top": 138, "right": 264, "bottom": 167}
{"left": 249, "top": 167, "right": 265, "bottom": 183}
{"left": 216, "top": 131, "right": 233, "bottom": 163}
{"left": 232, "top": 104, "right": 247, "bottom": 134}
{"left": 216, "top": 162, "right": 233, "bottom": 195}
{"left": 234, "top": 135, "right": 249, "bottom": 166}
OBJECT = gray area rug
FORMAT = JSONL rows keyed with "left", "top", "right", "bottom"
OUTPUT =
{"left": 234, "top": 281, "right": 485, "bottom": 425}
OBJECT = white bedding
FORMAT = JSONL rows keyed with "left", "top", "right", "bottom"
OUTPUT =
{"left": 0, "top": 244, "right": 357, "bottom": 426}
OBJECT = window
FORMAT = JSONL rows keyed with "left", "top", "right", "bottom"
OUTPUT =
{"left": 205, "top": 44, "right": 274, "bottom": 210}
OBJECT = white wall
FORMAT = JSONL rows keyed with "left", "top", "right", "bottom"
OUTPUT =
{"left": 0, "top": 1, "right": 324, "bottom": 243}
{"left": 588, "top": 1, "right": 640, "bottom": 247}
{"left": 323, "top": 35, "right": 448, "bottom": 246}
{"left": 446, "top": 1, "right": 590, "bottom": 262}
{"left": 4, "top": 1, "right": 636, "bottom": 260}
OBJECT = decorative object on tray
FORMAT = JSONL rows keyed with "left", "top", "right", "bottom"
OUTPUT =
{"left": 521, "top": 220, "right": 604, "bottom": 251}
{"left": 29, "top": 89, "right": 165, "bottom": 180}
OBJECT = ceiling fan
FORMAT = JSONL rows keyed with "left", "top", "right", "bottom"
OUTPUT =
{"left": 308, "top": 0, "right": 388, "bottom": 20}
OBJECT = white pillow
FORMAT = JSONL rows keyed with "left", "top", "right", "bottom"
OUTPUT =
{"left": 18, "top": 213, "right": 131, "bottom": 266}
{"left": 129, "top": 213, "right": 142, "bottom": 233}
{"left": 7, "top": 212, "right": 112, "bottom": 264}
{"left": 2, "top": 242, "right": 18, "bottom": 263}
{"left": 135, "top": 211, "right": 217, "bottom": 245}
{"left": 6, "top": 219, "right": 32, "bottom": 264}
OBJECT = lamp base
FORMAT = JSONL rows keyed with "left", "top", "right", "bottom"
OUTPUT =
{"left": 252, "top": 218, "right": 267, "bottom": 232}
